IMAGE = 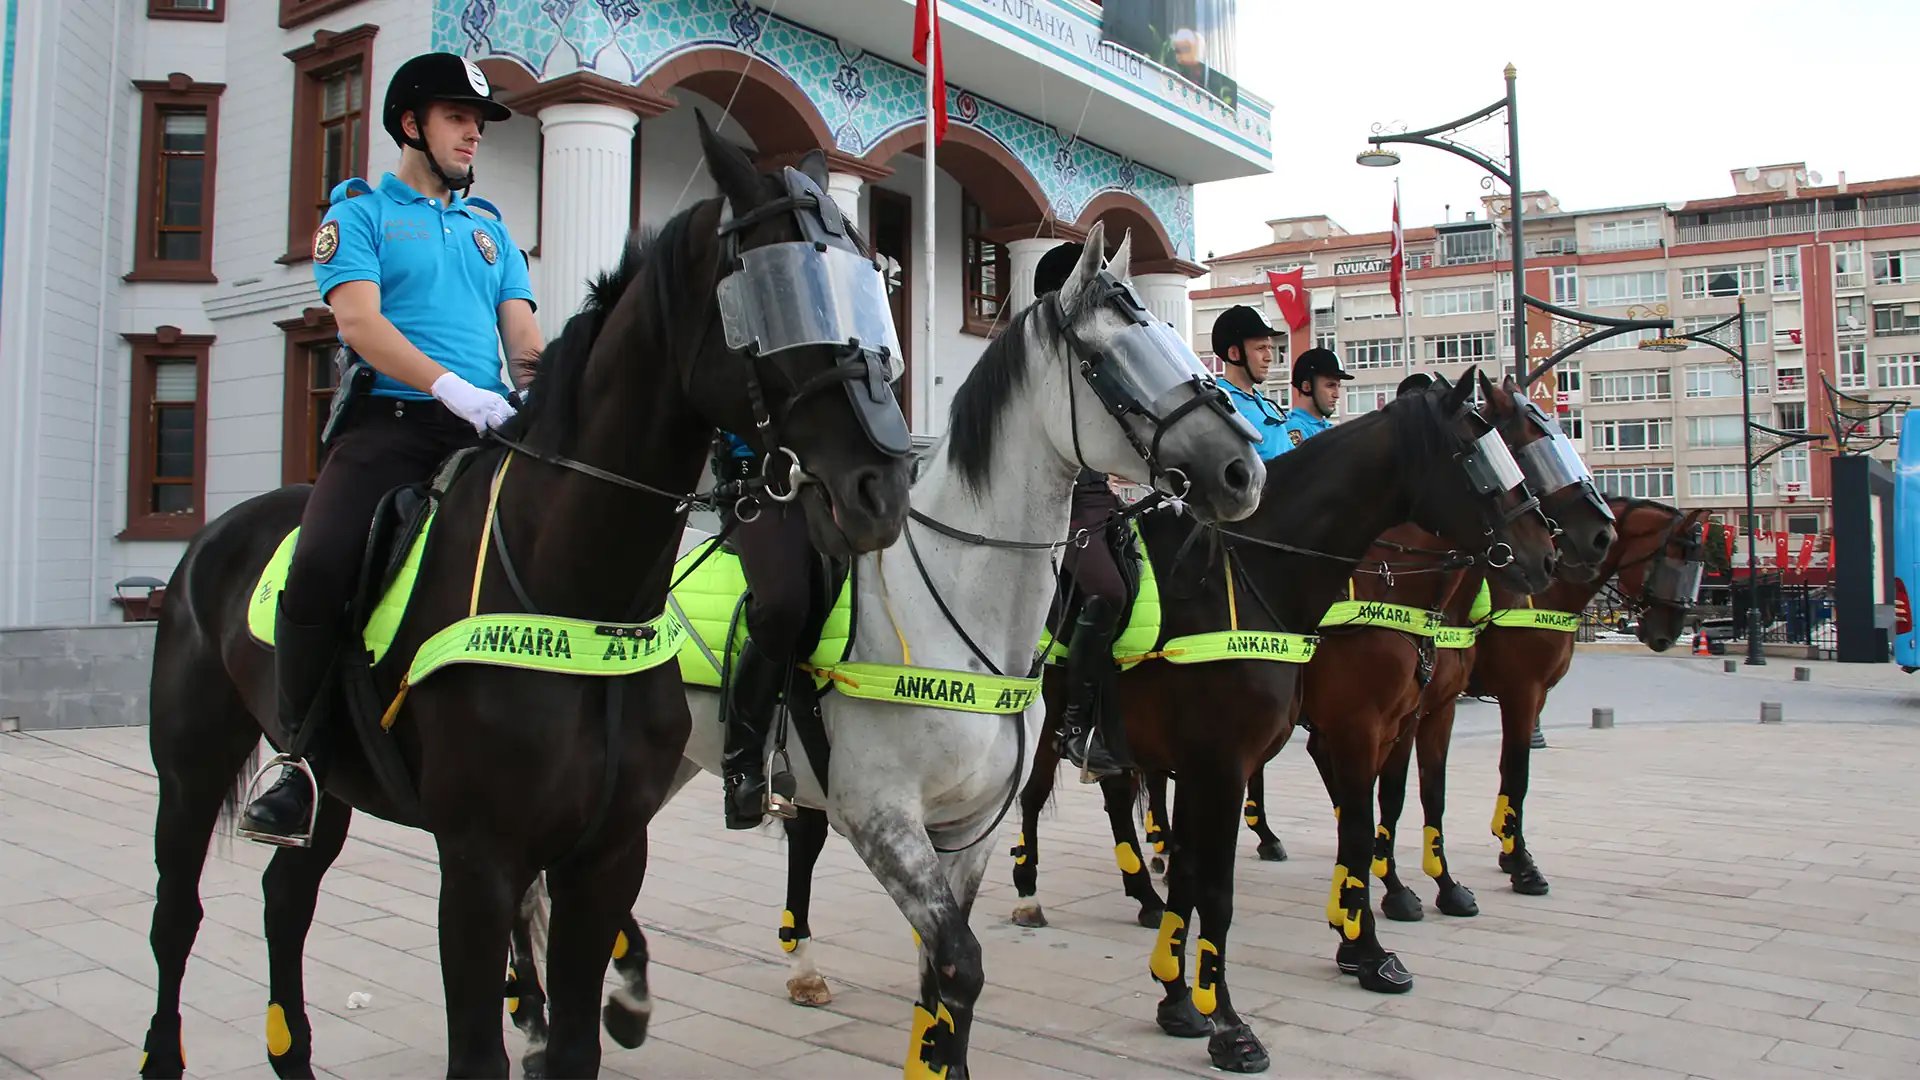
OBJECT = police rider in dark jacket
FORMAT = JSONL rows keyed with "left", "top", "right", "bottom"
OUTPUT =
{"left": 240, "top": 54, "right": 541, "bottom": 845}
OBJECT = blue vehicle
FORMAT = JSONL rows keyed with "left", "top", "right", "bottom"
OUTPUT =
{"left": 1894, "top": 410, "right": 1920, "bottom": 668}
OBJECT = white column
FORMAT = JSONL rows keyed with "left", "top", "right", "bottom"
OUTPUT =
{"left": 1135, "top": 272, "right": 1194, "bottom": 340}
{"left": 825, "top": 171, "right": 864, "bottom": 224}
{"left": 1007, "top": 237, "right": 1062, "bottom": 314}
{"left": 536, "top": 103, "right": 639, "bottom": 340}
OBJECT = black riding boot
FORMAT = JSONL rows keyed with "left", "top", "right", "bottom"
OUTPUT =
{"left": 722, "top": 640, "right": 788, "bottom": 830}
{"left": 1058, "top": 597, "right": 1132, "bottom": 782}
{"left": 239, "top": 601, "right": 338, "bottom": 845}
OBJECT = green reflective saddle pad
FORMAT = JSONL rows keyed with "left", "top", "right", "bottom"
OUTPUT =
{"left": 249, "top": 520, "right": 435, "bottom": 666}
{"left": 670, "top": 537, "right": 852, "bottom": 689}
{"left": 1039, "top": 520, "right": 1163, "bottom": 670}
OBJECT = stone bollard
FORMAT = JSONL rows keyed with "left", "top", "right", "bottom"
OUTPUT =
{"left": 1724, "top": 659, "right": 1738, "bottom": 673}
{"left": 1592, "top": 707, "right": 1614, "bottom": 729}
{"left": 1760, "top": 701, "right": 1783, "bottom": 724}
{"left": 1794, "top": 667, "right": 1811, "bottom": 682}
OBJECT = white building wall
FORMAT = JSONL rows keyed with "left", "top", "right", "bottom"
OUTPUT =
{"left": 870, "top": 155, "right": 988, "bottom": 437}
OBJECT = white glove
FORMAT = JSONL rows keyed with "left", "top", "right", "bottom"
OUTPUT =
{"left": 431, "top": 372, "right": 517, "bottom": 434}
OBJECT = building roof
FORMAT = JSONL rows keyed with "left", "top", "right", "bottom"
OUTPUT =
{"left": 1676, "top": 174, "right": 1920, "bottom": 213}
{"left": 1211, "top": 226, "right": 1440, "bottom": 266}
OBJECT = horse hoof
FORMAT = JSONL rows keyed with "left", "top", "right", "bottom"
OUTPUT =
{"left": 1334, "top": 940, "right": 1361, "bottom": 976}
{"left": 1149, "top": 855, "right": 1166, "bottom": 876}
{"left": 1155, "top": 995, "right": 1212, "bottom": 1038}
{"left": 1510, "top": 867, "right": 1550, "bottom": 896}
{"left": 521, "top": 1050, "right": 548, "bottom": 1080}
{"left": 1255, "top": 839, "right": 1287, "bottom": 862}
{"left": 1207, "top": 1024, "right": 1271, "bottom": 1073}
{"left": 787, "top": 972, "right": 833, "bottom": 1007}
{"left": 1136, "top": 904, "right": 1165, "bottom": 929}
{"left": 1436, "top": 882, "right": 1480, "bottom": 917}
{"left": 1010, "top": 900, "right": 1048, "bottom": 928}
{"left": 602, "top": 988, "right": 652, "bottom": 1049}
{"left": 1356, "top": 953, "right": 1414, "bottom": 995}
{"left": 1380, "top": 886, "right": 1424, "bottom": 922}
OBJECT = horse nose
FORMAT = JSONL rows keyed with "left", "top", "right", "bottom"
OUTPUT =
{"left": 1221, "top": 457, "right": 1254, "bottom": 500}
{"left": 1590, "top": 528, "right": 1614, "bottom": 556}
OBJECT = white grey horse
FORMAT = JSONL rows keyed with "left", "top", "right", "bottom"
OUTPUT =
{"left": 520, "top": 223, "right": 1265, "bottom": 1078}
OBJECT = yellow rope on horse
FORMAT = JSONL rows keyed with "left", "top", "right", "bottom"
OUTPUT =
{"left": 876, "top": 548, "right": 913, "bottom": 666}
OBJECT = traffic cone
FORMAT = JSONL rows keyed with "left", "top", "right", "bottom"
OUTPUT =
{"left": 1693, "top": 631, "right": 1709, "bottom": 656}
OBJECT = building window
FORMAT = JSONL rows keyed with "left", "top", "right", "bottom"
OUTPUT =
{"left": 1873, "top": 302, "right": 1920, "bottom": 337}
{"left": 148, "top": 0, "right": 223, "bottom": 20}
{"left": 1555, "top": 360, "right": 1581, "bottom": 397}
{"left": 278, "top": 309, "right": 342, "bottom": 484}
{"left": 280, "top": 0, "right": 365, "bottom": 29}
{"left": 959, "top": 194, "right": 1005, "bottom": 336}
{"left": 1586, "top": 270, "right": 1666, "bottom": 308}
{"left": 1312, "top": 302, "right": 1336, "bottom": 352}
{"left": 283, "top": 25, "right": 377, "bottom": 263}
{"left": 1424, "top": 331, "right": 1496, "bottom": 362}
{"left": 1340, "top": 291, "right": 1397, "bottom": 321}
{"left": 1419, "top": 285, "right": 1495, "bottom": 318}
{"left": 1551, "top": 266, "right": 1578, "bottom": 306}
{"left": 1690, "top": 464, "right": 1766, "bottom": 498}
{"left": 1770, "top": 247, "right": 1801, "bottom": 294}
{"left": 1679, "top": 262, "right": 1766, "bottom": 299}
{"left": 1687, "top": 362, "right": 1769, "bottom": 398}
{"left": 1837, "top": 295, "right": 1867, "bottom": 337}
{"left": 1589, "top": 417, "right": 1672, "bottom": 453}
{"left": 1838, "top": 342, "right": 1869, "bottom": 389}
{"left": 1878, "top": 353, "right": 1920, "bottom": 389}
{"left": 128, "top": 76, "right": 223, "bottom": 282}
{"left": 1778, "top": 451, "right": 1811, "bottom": 493}
{"left": 1346, "top": 384, "right": 1392, "bottom": 416}
{"left": 122, "top": 328, "right": 212, "bottom": 540}
{"left": 1873, "top": 248, "right": 1920, "bottom": 286}
{"left": 1438, "top": 227, "right": 1497, "bottom": 266}
{"left": 1587, "top": 368, "right": 1670, "bottom": 404}
{"left": 1786, "top": 510, "right": 1820, "bottom": 533}
{"left": 1834, "top": 241, "right": 1865, "bottom": 289}
{"left": 1687, "top": 414, "right": 1751, "bottom": 448}
{"left": 1560, "top": 406, "right": 1584, "bottom": 444}
{"left": 1344, "top": 339, "right": 1404, "bottom": 370}
{"left": 1588, "top": 326, "right": 1663, "bottom": 352}
{"left": 1679, "top": 312, "right": 1769, "bottom": 345}
{"left": 1589, "top": 218, "right": 1661, "bottom": 252}
{"left": 1593, "top": 465, "right": 1674, "bottom": 500}
{"left": 1776, "top": 401, "right": 1807, "bottom": 432}
{"left": 1776, "top": 364, "right": 1805, "bottom": 393}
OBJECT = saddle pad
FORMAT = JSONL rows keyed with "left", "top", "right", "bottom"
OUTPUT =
{"left": 670, "top": 535, "right": 851, "bottom": 688}
{"left": 248, "top": 518, "right": 436, "bottom": 666}
{"left": 1039, "top": 520, "right": 1163, "bottom": 669}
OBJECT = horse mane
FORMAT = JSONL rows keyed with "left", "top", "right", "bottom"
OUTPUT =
{"left": 1609, "top": 495, "right": 1685, "bottom": 519}
{"left": 496, "top": 201, "right": 709, "bottom": 455}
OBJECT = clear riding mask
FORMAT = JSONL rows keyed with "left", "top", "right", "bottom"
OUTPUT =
{"left": 1077, "top": 275, "right": 1260, "bottom": 445}
{"left": 1462, "top": 427, "right": 1528, "bottom": 496}
{"left": 1515, "top": 398, "right": 1614, "bottom": 519}
{"left": 716, "top": 242, "right": 904, "bottom": 377}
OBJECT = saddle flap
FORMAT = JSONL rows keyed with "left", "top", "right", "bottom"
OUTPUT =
{"left": 352, "top": 483, "right": 435, "bottom": 634}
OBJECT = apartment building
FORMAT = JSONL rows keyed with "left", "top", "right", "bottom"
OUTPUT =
{"left": 1193, "top": 162, "right": 1920, "bottom": 555}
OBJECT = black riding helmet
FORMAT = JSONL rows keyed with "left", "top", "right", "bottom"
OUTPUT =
{"left": 383, "top": 53, "right": 512, "bottom": 192}
{"left": 1291, "top": 346, "right": 1354, "bottom": 392}
{"left": 1210, "top": 304, "right": 1282, "bottom": 367}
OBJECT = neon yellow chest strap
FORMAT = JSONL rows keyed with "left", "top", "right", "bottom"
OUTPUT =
{"left": 1483, "top": 607, "right": 1580, "bottom": 631}
{"left": 806, "top": 661, "right": 1041, "bottom": 714}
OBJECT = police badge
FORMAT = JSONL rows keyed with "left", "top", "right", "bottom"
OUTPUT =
{"left": 313, "top": 220, "right": 340, "bottom": 263}
{"left": 1288, "top": 429, "right": 1304, "bottom": 447}
{"left": 472, "top": 229, "right": 498, "bottom": 264}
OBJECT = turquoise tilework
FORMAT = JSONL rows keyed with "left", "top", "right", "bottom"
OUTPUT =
{"left": 436, "top": 0, "right": 1209, "bottom": 257}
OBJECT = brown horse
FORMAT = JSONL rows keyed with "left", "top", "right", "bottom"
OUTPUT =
{"left": 136, "top": 119, "right": 913, "bottom": 1080}
{"left": 1015, "top": 371, "right": 1561, "bottom": 1072}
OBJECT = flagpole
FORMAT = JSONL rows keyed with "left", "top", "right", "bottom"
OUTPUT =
{"left": 1398, "top": 177, "right": 1412, "bottom": 378}
{"left": 922, "top": 16, "right": 937, "bottom": 436}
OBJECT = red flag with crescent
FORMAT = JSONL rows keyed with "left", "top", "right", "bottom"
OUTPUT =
{"left": 1266, "top": 268, "right": 1310, "bottom": 330}
{"left": 1390, "top": 190, "right": 1405, "bottom": 316}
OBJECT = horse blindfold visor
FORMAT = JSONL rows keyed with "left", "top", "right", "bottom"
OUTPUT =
{"left": 1080, "top": 275, "right": 1259, "bottom": 444}
{"left": 1514, "top": 399, "right": 1614, "bottom": 519}
{"left": 1463, "top": 428, "right": 1528, "bottom": 496}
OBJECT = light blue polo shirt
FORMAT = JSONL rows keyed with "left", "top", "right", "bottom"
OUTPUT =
{"left": 1222, "top": 379, "right": 1288, "bottom": 461}
{"left": 312, "top": 173, "right": 534, "bottom": 400}
{"left": 1275, "top": 408, "right": 1334, "bottom": 454}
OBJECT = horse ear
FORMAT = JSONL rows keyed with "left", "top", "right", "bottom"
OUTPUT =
{"left": 1446, "top": 366, "right": 1479, "bottom": 411}
{"left": 696, "top": 109, "right": 765, "bottom": 216}
{"left": 1060, "top": 221, "right": 1107, "bottom": 314}
{"left": 1107, "top": 228, "right": 1134, "bottom": 283}
{"left": 1478, "top": 369, "right": 1498, "bottom": 405}
{"left": 796, "top": 148, "right": 831, "bottom": 192}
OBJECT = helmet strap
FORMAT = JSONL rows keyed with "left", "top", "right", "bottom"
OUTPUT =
{"left": 401, "top": 110, "right": 476, "bottom": 193}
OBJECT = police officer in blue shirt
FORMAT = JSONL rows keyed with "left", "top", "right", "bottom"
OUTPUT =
{"left": 1275, "top": 347, "right": 1354, "bottom": 452}
{"left": 240, "top": 52, "right": 543, "bottom": 845}
{"left": 1210, "top": 305, "right": 1288, "bottom": 459}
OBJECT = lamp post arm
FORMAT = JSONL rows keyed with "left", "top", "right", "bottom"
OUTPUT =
{"left": 1524, "top": 319, "right": 1671, "bottom": 386}
{"left": 1748, "top": 427, "right": 1827, "bottom": 469}
{"left": 1369, "top": 130, "right": 1513, "bottom": 187}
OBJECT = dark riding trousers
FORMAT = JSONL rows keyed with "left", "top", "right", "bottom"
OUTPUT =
{"left": 1062, "top": 469, "right": 1127, "bottom": 609}
{"left": 280, "top": 398, "right": 478, "bottom": 627}
{"left": 724, "top": 497, "right": 818, "bottom": 662}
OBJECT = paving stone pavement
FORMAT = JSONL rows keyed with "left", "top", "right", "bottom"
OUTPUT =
{"left": 1, "top": 656, "right": 1918, "bottom": 1078}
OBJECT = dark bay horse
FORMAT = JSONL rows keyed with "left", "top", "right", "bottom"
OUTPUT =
{"left": 137, "top": 116, "right": 913, "bottom": 1080}
{"left": 1017, "top": 371, "right": 1558, "bottom": 1072}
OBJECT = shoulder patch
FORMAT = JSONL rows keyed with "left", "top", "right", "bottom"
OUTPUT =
{"left": 472, "top": 229, "right": 498, "bottom": 264}
{"left": 1288, "top": 428, "right": 1304, "bottom": 446}
{"left": 313, "top": 220, "right": 340, "bottom": 264}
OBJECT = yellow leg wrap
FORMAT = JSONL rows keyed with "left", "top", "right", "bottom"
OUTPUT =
{"left": 265, "top": 1003, "right": 293, "bottom": 1058}
{"left": 1149, "top": 910, "right": 1186, "bottom": 983}
{"left": 906, "top": 1001, "right": 955, "bottom": 1080}
{"left": 1012, "top": 832, "right": 1028, "bottom": 865}
{"left": 779, "top": 911, "right": 797, "bottom": 953}
{"left": 1115, "top": 841, "right": 1143, "bottom": 875}
{"left": 1491, "top": 795, "right": 1516, "bottom": 854}
{"left": 1371, "top": 825, "right": 1391, "bottom": 879}
{"left": 1243, "top": 799, "right": 1259, "bottom": 827}
{"left": 1423, "top": 826, "right": 1445, "bottom": 879}
{"left": 1192, "top": 939, "right": 1219, "bottom": 1015}
{"left": 612, "top": 930, "right": 630, "bottom": 960}
{"left": 1326, "top": 865, "right": 1362, "bottom": 940}
{"left": 1144, "top": 810, "right": 1165, "bottom": 853}
{"left": 912, "top": 926, "right": 922, "bottom": 949}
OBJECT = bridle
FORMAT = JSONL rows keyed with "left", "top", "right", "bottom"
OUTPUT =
{"left": 1601, "top": 509, "right": 1707, "bottom": 616}
{"left": 1406, "top": 393, "right": 1547, "bottom": 572}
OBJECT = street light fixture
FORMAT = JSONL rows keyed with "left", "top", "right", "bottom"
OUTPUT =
{"left": 1355, "top": 147, "right": 1402, "bottom": 168}
{"left": 1639, "top": 297, "right": 1826, "bottom": 666}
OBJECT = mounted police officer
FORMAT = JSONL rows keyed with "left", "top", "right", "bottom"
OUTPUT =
{"left": 1032, "top": 241, "right": 1136, "bottom": 781}
{"left": 1211, "top": 305, "right": 1288, "bottom": 459}
{"left": 1277, "top": 346, "right": 1353, "bottom": 449}
{"left": 240, "top": 52, "right": 541, "bottom": 846}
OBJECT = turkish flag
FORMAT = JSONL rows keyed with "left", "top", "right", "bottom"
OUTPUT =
{"left": 1266, "top": 268, "right": 1310, "bottom": 330}
{"left": 1389, "top": 191, "right": 1406, "bottom": 316}
{"left": 1796, "top": 534, "right": 1816, "bottom": 572}
{"left": 1775, "top": 532, "right": 1789, "bottom": 568}
{"left": 914, "top": 0, "right": 947, "bottom": 146}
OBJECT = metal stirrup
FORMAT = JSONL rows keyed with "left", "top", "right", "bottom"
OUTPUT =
{"left": 234, "top": 754, "right": 320, "bottom": 849}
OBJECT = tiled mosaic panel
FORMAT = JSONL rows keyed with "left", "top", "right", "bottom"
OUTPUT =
{"left": 437, "top": 0, "right": 1196, "bottom": 257}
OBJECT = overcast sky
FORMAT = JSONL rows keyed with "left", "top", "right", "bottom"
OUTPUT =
{"left": 1194, "top": 0, "right": 1916, "bottom": 262}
